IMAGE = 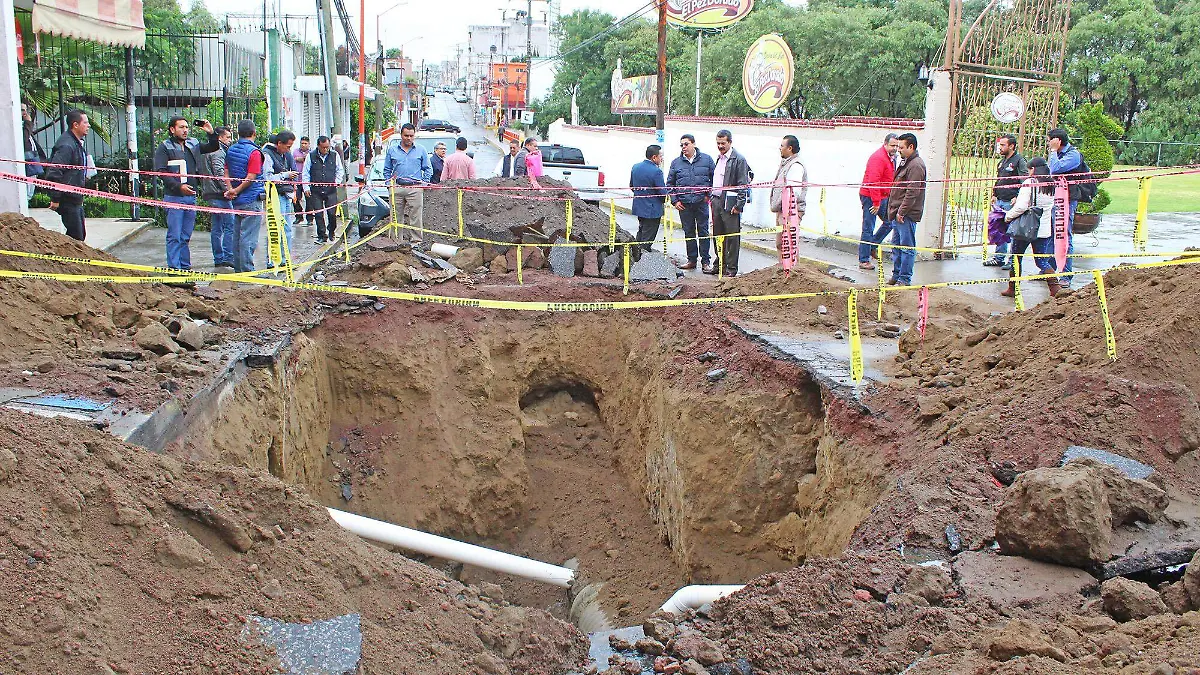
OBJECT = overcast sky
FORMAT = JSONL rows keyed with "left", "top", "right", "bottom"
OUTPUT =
{"left": 193, "top": 0, "right": 663, "bottom": 62}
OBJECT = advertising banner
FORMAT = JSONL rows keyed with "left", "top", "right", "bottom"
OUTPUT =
{"left": 666, "top": 0, "right": 755, "bottom": 29}
{"left": 743, "top": 34, "right": 794, "bottom": 113}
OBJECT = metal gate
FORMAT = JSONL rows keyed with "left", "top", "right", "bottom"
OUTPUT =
{"left": 940, "top": 0, "right": 1073, "bottom": 248}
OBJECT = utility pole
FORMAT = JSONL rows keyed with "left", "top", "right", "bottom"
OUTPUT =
{"left": 357, "top": 0, "right": 366, "bottom": 174}
{"left": 317, "top": 0, "right": 342, "bottom": 137}
{"left": 656, "top": 0, "right": 666, "bottom": 143}
{"left": 525, "top": 0, "right": 532, "bottom": 105}
{"left": 124, "top": 47, "right": 140, "bottom": 220}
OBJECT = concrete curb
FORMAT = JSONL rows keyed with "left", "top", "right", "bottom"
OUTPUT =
{"left": 102, "top": 220, "right": 155, "bottom": 253}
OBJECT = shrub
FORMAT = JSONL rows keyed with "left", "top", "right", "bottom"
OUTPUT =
{"left": 29, "top": 191, "right": 51, "bottom": 208}
{"left": 1070, "top": 103, "right": 1123, "bottom": 215}
{"left": 83, "top": 196, "right": 111, "bottom": 218}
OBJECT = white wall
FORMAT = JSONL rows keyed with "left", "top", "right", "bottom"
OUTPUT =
{"left": 549, "top": 108, "right": 948, "bottom": 253}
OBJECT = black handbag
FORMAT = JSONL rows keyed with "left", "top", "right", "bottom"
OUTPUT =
{"left": 1006, "top": 206, "right": 1042, "bottom": 241}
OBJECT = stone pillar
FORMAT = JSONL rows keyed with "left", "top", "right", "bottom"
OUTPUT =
{"left": 0, "top": 0, "right": 28, "bottom": 216}
{"left": 917, "top": 69, "right": 953, "bottom": 258}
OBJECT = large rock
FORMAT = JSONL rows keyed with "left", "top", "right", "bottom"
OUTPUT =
{"left": 985, "top": 619, "right": 1067, "bottom": 662}
{"left": 449, "top": 247, "right": 484, "bottom": 271}
{"left": 1185, "top": 549, "right": 1200, "bottom": 608}
{"left": 1100, "top": 577, "right": 1169, "bottom": 622}
{"left": 379, "top": 263, "right": 412, "bottom": 287}
{"left": 995, "top": 464, "right": 1112, "bottom": 568}
{"left": 174, "top": 321, "right": 205, "bottom": 352}
{"left": 1066, "top": 457, "right": 1169, "bottom": 525}
{"left": 669, "top": 633, "right": 724, "bottom": 666}
{"left": 904, "top": 564, "right": 953, "bottom": 604}
{"left": 134, "top": 322, "right": 181, "bottom": 356}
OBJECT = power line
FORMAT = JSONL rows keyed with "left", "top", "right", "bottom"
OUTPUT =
{"left": 531, "top": 0, "right": 659, "bottom": 70}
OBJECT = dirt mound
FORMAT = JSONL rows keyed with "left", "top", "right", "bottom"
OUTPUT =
{"left": 422, "top": 177, "right": 624, "bottom": 247}
{"left": 0, "top": 409, "right": 587, "bottom": 674}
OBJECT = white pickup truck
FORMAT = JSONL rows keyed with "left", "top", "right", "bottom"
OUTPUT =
{"left": 538, "top": 144, "right": 605, "bottom": 203}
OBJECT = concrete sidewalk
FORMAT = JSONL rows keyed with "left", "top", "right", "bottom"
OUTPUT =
{"left": 30, "top": 207, "right": 153, "bottom": 253}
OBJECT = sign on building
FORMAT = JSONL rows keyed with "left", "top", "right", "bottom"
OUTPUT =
{"left": 743, "top": 34, "right": 794, "bottom": 114}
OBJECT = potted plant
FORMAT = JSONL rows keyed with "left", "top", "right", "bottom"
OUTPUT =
{"left": 1070, "top": 103, "right": 1123, "bottom": 233}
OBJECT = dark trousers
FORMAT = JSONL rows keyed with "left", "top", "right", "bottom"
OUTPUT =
{"left": 636, "top": 217, "right": 661, "bottom": 251}
{"left": 677, "top": 201, "right": 711, "bottom": 264}
{"left": 310, "top": 190, "right": 338, "bottom": 240}
{"left": 59, "top": 204, "right": 86, "bottom": 241}
{"left": 711, "top": 205, "right": 742, "bottom": 275}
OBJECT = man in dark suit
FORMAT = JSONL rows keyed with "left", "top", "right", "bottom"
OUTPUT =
{"left": 630, "top": 145, "right": 667, "bottom": 251}
{"left": 708, "top": 129, "right": 751, "bottom": 277}
{"left": 42, "top": 109, "right": 92, "bottom": 241}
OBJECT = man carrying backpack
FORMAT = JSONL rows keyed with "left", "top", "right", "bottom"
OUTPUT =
{"left": 1047, "top": 128, "right": 1089, "bottom": 286}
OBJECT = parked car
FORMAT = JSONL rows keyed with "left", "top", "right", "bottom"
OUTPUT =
{"left": 453, "top": 93, "right": 469, "bottom": 103}
{"left": 419, "top": 118, "right": 461, "bottom": 133}
{"left": 538, "top": 144, "right": 605, "bottom": 202}
{"left": 356, "top": 132, "right": 475, "bottom": 231}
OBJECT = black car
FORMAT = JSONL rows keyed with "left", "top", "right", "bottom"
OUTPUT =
{"left": 418, "top": 118, "right": 461, "bottom": 133}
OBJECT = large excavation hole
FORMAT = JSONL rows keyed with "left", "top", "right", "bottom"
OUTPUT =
{"left": 190, "top": 311, "right": 874, "bottom": 624}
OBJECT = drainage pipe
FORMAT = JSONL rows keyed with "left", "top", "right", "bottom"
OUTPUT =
{"left": 327, "top": 508, "right": 575, "bottom": 588}
{"left": 659, "top": 585, "right": 746, "bottom": 614}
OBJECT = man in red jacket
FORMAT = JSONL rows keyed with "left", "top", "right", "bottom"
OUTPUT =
{"left": 858, "top": 133, "right": 899, "bottom": 270}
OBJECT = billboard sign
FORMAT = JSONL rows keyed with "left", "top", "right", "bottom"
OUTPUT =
{"left": 665, "top": 0, "right": 754, "bottom": 29}
{"left": 743, "top": 34, "right": 794, "bottom": 114}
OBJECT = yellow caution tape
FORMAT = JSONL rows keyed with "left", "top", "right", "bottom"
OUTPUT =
{"left": 3, "top": 254, "right": 1199, "bottom": 317}
{"left": 876, "top": 242, "right": 885, "bottom": 319}
{"left": 1012, "top": 255, "right": 1024, "bottom": 312}
{"left": 819, "top": 187, "right": 828, "bottom": 235}
{"left": 877, "top": 288, "right": 885, "bottom": 321}
{"left": 716, "top": 236, "right": 726, "bottom": 280}
{"left": 848, "top": 289, "right": 863, "bottom": 385}
{"left": 622, "top": 245, "right": 630, "bottom": 295}
{"left": 609, "top": 200, "right": 617, "bottom": 246}
{"left": 1093, "top": 270, "right": 1117, "bottom": 361}
{"left": 1133, "top": 177, "right": 1150, "bottom": 252}
{"left": 948, "top": 194, "right": 960, "bottom": 253}
{"left": 565, "top": 198, "right": 573, "bottom": 241}
{"left": 457, "top": 189, "right": 465, "bottom": 238}
{"left": 389, "top": 185, "right": 398, "bottom": 238}
{"left": 516, "top": 244, "right": 523, "bottom": 285}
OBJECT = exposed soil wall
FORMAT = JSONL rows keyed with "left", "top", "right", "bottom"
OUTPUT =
{"left": 179, "top": 305, "right": 890, "bottom": 620}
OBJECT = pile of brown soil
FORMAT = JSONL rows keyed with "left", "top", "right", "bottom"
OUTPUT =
{"left": 423, "top": 177, "right": 624, "bottom": 246}
{"left": 0, "top": 214, "right": 318, "bottom": 411}
{"left": 0, "top": 409, "right": 586, "bottom": 674}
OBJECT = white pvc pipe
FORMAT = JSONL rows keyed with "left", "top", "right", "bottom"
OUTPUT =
{"left": 659, "top": 585, "right": 746, "bottom": 615}
{"left": 327, "top": 508, "right": 575, "bottom": 588}
{"left": 430, "top": 243, "right": 460, "bottom": 259}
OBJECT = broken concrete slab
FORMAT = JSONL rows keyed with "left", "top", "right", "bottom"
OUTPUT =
{"left": 365, "top": 236, "right": 404, "bottom": 252}
{"left": 242, "top": 614, "right": 362, "bottom": 675}
{"left": 548, "top": 243, "right": 577, "bottom": 278}
{"left": 1062, "top": 446, "right": 1157, "bottom": 483}
{"left": 1098, "top": 545, "right": 1199, "bottom": 580}
{"left": 629, "top": 251, "right": 678, "bottom": 282}
{"left": 600, "top": 252, "right": 622, "bottom": 278}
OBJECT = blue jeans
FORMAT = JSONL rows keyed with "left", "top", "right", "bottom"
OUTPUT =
{"left": 858, "top": 195, "right": 888, "bottom": 262}
{"left": 676, "top": 201, "right": 711, "bottom": 264}
{"left": 871, "top": 199, "right": 893, "bottom": 250}
{"left": 208, "top": 198, "right": 235, "bottom": 265}
{"left": 268, "top": 195, "right": 296, "bottom": 267}
{"left": 992, "top": 199, "right": 1012, "bottom": 262}
{"left": 164, "top": 194, "right": 198, "bottom": 270}
{"left": 892, "top": 217, "right": 917, "bottom": 285}
{"left": 233, "top": 200, "right": 263, "bottom": 273}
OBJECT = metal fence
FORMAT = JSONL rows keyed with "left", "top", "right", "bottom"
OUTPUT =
{"left": 21, "top": 24, "right": 266, "bottom": 216}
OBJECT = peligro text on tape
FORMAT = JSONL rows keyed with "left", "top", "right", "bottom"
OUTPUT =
{"left": 1012, "top": 255, "right": 1024, "bottom": 312}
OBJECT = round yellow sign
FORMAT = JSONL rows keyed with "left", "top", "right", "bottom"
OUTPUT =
{"left": 742, "top": 34, "right": 794, "bottom": 114}
{"left": 665, "top": 0, "right": 754, "bottom": 29}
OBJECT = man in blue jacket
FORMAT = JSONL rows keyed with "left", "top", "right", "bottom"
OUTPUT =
{"left": 1047, "top": 128, "right": 1083, "bottom": 285}
{"left": 666, "top": 134, "right": 716, "bottom": 272}
{"left": 630, "top": 145, "right": 667, "bottom": 252}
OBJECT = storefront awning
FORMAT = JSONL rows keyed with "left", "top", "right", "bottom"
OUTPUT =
{"left": 32, "top": 0, "right": 146, "bottom": 49}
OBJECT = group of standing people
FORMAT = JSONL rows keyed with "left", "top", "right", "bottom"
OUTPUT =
{"left": 152, "top": 119, "right": 348, "bottom": 273}
{"left": 629, "top": 130, "right": 758, "bottom": 277}
{"left": 857, "top": 127, "right": 1084, "bottom": 294}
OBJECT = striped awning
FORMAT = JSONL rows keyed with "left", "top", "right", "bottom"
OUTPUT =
{"left": 32, "top": 0, "right": 146, "bottom": 49}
